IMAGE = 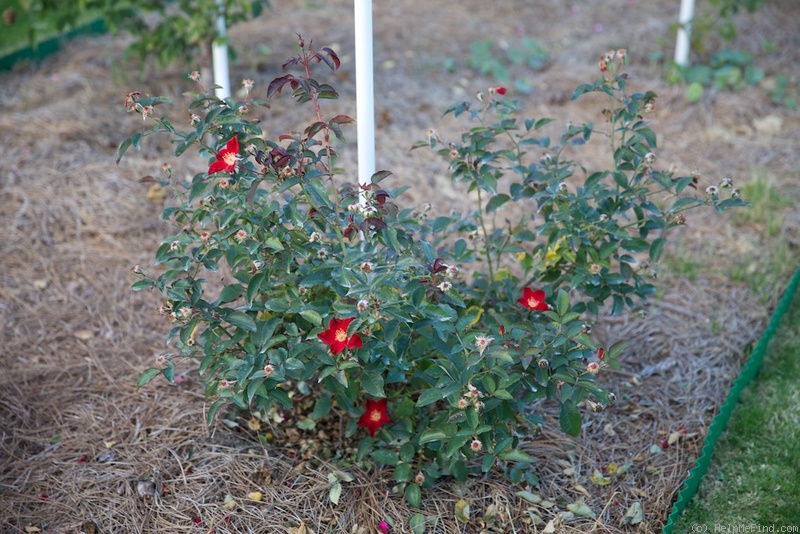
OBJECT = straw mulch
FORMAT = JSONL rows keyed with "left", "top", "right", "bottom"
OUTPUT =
{"left": 1, "top": 0, "right": 799, "bottom": 532}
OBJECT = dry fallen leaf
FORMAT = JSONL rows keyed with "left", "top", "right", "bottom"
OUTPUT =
{"left": 136, "top": 480, "right": 157, "bottom": 498}
{"left": 247, "top": 417, "right": 262, "bottom": 432}
{"left": 454, "top": 498, "right": 470, "bottom": 523}
{"left": 573, "top": 484, "right": 590, "bottom": 498}
{"left": 567, "top": 501, "right": 596, "bottom": 518}
{"left": 621, "top": 501, "right": 644, "bottom": 525}
{"left": 73, "top": 329, "right": 94, "bottom": 341}
{"left": 288, "top": 522, "right": 312, "bottom": 534}
{"left": 146, "top": 184, "right": 167, "bottom": 203}
{"left": 222, "top": 493, "right": 237, "bottom": 510}
{"left": 589, "top": 469, "right": 611, "bottom": 486}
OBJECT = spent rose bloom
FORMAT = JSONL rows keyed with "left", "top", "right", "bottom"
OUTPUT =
{"left": 474, "top": 334, "right": 494, "bottom": 356}
{"left": 317, "top": 317, "right": 363, "bottom": 354}
{"left": 208, "top": 136, "right": 240, "bottom": 175}
{"left": 357, "top": 398, "right": 392, "bottom": 437}
{"left": 470, "top": 439, "right": 483, "bottom": 452}
{"left": 586, "top": 362, "right": 600, "bottom": 375}
{"left": 518, "top": 287, "right": 548, "bottom": 311}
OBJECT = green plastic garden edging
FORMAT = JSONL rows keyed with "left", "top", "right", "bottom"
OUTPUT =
{"left": 662, "top": 265, "right": 800, "bottom": 533}
{"left": 0, "top": 18, "right": 106, "bottom": 72}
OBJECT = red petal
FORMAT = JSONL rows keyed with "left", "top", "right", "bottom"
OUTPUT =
{"left": 208, "top": 160, "right": 229, "bottom": 175}
{"left": 225, "top": 136, "right": 239, "bottom": 153}
{"left": 347, "top": 333, "right": 363, "bottom": 350}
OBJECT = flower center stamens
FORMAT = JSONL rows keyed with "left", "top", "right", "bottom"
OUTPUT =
{"left": 222, "top": 152, "right": 237, "bottom": 165}
{"left": 335, "top": 329, "right": 348, "bottom": 342}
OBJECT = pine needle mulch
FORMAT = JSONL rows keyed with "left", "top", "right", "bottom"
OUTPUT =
{"left": 2, "top": 0, "right": 799, "bottom": 532}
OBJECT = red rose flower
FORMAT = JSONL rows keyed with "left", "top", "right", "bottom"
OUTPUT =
{"left": 597, "top": 347, "right": 605, "bottom": 360}
{"left": 518, "top": 287, "right": 548, "bottom": 311}
{"left": 496, "top": 86, "right": 507, "bottom": 95}
{"left": 208, "top": 136, "right": 240, "bottom": 175}
{"left": 357, "top": 398, "right": 392, "bottom": 437}
{"left": 318, "top": 317, "right": 363, "bottom": 354}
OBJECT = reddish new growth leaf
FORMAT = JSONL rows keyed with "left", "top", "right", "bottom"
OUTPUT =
{"left": 318, "top": 317, "right": 363, "bottom": 354}
{"left": 267, "top": 74, "right": 300, "bottom": 100}
{"left": 208, "top": 137, "right": 239, "bottom": 175}
{"left": 357, "top": 398, "right": 392, "bottom": 437}
{"left": 518, "top": 287, "right": 548, "bottom": 311}
{"left": 317, "top": 46, "right": 341, "bottom": 71}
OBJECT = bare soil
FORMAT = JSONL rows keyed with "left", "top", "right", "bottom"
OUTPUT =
{"left": 1, "top": 0, "right": 799, "bottom": 532}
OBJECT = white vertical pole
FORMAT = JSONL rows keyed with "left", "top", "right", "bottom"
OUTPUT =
{"left": 213, "top": 0, "right": 232, "bottom": 99}
{"left": 354, "top": 0, "right": 376, "bottom": 191}
{"left": 674, "top": 0, "right": 695, "bottom": 66}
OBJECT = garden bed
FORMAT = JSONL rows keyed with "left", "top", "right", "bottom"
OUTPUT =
{"left": 1, "top": 0, "right": 799, "bottom": 532}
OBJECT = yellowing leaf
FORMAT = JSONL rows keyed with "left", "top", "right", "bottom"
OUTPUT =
{"left": 454, "top": 498, "right": 470, "bottom": 523}
{"left": 247, "top": 491, "right": 263, "bottom": 502}
{"left": 247, "top": 417, "right": 262, "bottom": 431}
{"left": 567, "top": 502, "right": 596, "bottom": 518}
{"left": 589, "top": 469, "right": 611, "bottom": 486}
{"left": 573, "top": 484, "right": 590, "bottom": 497}
{"left": 492, "top": 268, "right": 512, "bottom": 281}
{"left": 606, "top": 462, "right": 619, "bottom": 475}
{"left": 223, "top": 494, "right": 237, "bottom": 510}
{"left": 668, "top": 431, "right": 682, "bottom": 445}
{"left": 465, "top": 306, "right": 483, "bottom": 327}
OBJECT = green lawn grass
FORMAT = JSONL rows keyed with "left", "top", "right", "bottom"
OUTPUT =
{"left": 673, "top": 288, "right": 800, "bottom": 529}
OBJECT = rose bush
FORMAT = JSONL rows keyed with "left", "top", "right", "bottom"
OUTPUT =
{"left": 125, "top": 39, "right": 745, "bottom": 499}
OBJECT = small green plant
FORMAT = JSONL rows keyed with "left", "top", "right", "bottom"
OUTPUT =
{"left": 767, "top": 74, "right": 798, "bottom": 110}
{"left": 667, "top": 0, "right": 768, "bottom": 102}
{"left": 12, "top": 0, "right": 268, "bottom": 69}
{"left": 124, "top": 41, "right": 745, "bottom": 498}
{"left": 467, "top": 38, "right": 548, "bottom": 93}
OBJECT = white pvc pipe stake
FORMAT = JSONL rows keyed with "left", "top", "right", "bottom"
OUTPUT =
{"left": 674, "top": 0, "right": 695, "bottom": 66}
{"left": 212, "top": 0, "right": 232, "bottom": 100}
{"left": 354, "top": 0, "right": 376, "bottom": 191}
